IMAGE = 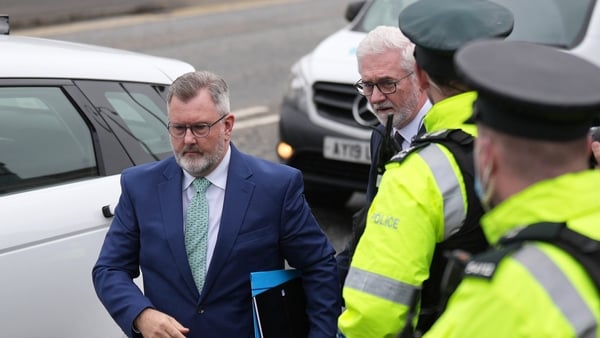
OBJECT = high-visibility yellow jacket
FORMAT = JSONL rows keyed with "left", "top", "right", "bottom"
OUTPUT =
{"left": 338, "top": 91, "right": 478, "bottom": 337}
{"left": 425, "top": 170, "right": 600, "bottom": 338}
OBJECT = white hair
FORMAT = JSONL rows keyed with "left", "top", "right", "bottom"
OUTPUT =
{"left": 356, "top": 26, "right": 415, "bottom": 73}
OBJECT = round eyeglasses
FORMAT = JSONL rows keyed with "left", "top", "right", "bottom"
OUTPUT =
{"left": 167, "top": 114, "right": 228, "bottom": 138}
{"left": 354, "top": 72, "right": 414, "bottom": 96}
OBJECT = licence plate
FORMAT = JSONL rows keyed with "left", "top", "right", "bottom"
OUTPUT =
{"left": 323, "top": 136, "right": 370, "bottom": 164}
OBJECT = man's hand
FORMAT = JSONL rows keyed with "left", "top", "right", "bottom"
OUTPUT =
{"left": 134, "top": 308, "right": 190, "bottom": 338}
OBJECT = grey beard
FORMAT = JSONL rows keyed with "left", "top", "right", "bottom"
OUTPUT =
{"left": 175, "top": 142, "right": 225, "bottom": 177}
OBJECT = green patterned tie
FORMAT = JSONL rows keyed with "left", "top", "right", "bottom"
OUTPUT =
{"left": 185, "top": 177, "right": 211, "bottom": 292}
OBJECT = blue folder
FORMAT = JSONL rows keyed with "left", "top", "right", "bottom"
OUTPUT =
{"left": 250, "top": 269, "right": 308, "bottom": 338}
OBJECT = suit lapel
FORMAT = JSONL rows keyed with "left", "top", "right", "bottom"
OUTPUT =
{"left": 158, "top": 157, "right": 199, "bottom": 297}
{"left": 201, "top": 145, "right": 254, "bottom": 299}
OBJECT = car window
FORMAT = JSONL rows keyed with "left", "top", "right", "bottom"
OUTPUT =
{"left": 354, "top": 0, "right": 417, "bottom": 32}
{"left": 0, "top": 87, "right": 97, "bottom": 195}
{"left": 356, "top": 0, "right": 595, "bottom": 48}
{"left": 493, "top": 0, "right": 594, "bottom": 47}
{"left": 75, "top": 81, "right": 172, "bottom": 160}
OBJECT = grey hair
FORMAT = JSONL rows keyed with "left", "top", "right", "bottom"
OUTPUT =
{"left": 356, "top": 26, "right": 415, "bottom": 73}
{"left": 167, "top": 70, "right": 230, "bottom": 115}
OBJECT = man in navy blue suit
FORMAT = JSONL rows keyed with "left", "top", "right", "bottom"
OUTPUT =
{"left": 93, "top": 70, "right": 341, "bottom": 338}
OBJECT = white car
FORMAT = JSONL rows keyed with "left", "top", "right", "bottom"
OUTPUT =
{"left": 277, "top": 0, "right": 600, "bottom": 206}
{"left": 0, "top": 16, "right": 194, "bottom": 337}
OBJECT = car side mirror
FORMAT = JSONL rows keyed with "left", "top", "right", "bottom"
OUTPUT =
{"left": 345, "top": 1, "right": 366, "bottom": 22}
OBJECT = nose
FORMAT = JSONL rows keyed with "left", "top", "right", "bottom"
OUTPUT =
{"left": 183, "top": 128, "right": 197, "bottom": 144}
{"left": 369, "top": 86, "right": 387, "bottom": 103}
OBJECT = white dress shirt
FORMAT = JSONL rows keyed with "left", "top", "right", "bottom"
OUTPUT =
{"left": 394, "top": 99, "right": 432, "bottom": 149}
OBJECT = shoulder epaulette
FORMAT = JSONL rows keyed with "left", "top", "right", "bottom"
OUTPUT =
{"left": 415, "top": 129, "right": 474, "bottom": 146}
{"left": 389, "top": 129, "right": 474, "bottom": 164}
{"left": 463, "top": 243, "right": 520, "bottom": 279}
{"left": 465, "top": 222, "right": 600, "bottom": 291}
{"left": 500, "top": 222, "right": 600, "bottom": 292}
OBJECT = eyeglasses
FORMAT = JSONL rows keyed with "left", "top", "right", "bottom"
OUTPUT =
{"left": 167, "top": 114, "right": 228, "bottom": 138}
{"left": 354, "top": 72, "right": 414, "bottom": 96}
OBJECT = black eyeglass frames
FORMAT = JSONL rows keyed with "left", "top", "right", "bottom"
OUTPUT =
{"left": 354, "top": 72, "right": 414, "bottom": 96}
{"left": 167, "top": 113, "right": 228, "bottom": 138}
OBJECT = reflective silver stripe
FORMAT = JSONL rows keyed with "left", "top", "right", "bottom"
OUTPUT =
{"left": 514, "top": 245, "right": 597, "bottom": 337}
{"left": 345, "top": 267, "right": 419, "bottom": 306}
{"left": 419, "top": 145, "right": 465, "bottom": 239}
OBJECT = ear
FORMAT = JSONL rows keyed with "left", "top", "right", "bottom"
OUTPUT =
{"left": 481, "top": 135, "right": 501, "bottom": 178}
{"left": 474, "top": 133, "right": 494, "bottom": 175}
{"left": 224, "top": 113, "right": 235, "bottom": 135}
{"left": 414, "top": 64, "right": 430, "bottom": 92}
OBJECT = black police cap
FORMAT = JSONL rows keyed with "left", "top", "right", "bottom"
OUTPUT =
{"left": 398, "top": 0, "right": 514, "bottom": 80}
{"left": 455, "top": 40, "right": 600, "bottom": 141}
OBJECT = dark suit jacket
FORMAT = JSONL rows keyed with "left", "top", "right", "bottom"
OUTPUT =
{"left": 93, "top": 144, "right": 340, "bottom": 338}
{"left": 365, "top": 124, "right": 385, "bottom": 203}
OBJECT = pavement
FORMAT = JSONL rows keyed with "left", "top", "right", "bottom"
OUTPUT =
{"left": 3, "top": 0, "right": 237, "bottom": 29}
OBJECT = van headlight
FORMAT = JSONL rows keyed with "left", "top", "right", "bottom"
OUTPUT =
{"left": 283, "top": 62, "right": 309, "bottom": 114}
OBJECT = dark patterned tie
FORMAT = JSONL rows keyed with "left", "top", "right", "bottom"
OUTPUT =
{"left": 394, "top": 131, "right": 405, "bottom": 151}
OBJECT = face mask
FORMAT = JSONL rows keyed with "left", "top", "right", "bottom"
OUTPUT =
{"left": 474, "top": 175, "right": 485, "bottom": 202}
{"left": 474, "top": 161, "right": 494, "bottom": 211}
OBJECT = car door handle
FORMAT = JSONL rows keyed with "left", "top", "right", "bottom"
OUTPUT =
{"left": 102, "top": 205, "right": 114, "bottom": 218}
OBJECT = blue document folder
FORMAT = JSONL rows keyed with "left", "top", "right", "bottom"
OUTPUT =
{"left": 250, "top": 269, "right": 308, "bottom": 338}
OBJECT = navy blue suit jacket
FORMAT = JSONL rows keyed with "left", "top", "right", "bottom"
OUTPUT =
{"left": 93, "top": 144, "right": 340, "bottom": 338}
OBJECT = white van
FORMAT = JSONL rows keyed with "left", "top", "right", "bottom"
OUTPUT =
{"left": 277, "top": 0, "right": 600, "bottom": 206}
{"left": 0, "top": 16, "right": 194, "bottom": 337}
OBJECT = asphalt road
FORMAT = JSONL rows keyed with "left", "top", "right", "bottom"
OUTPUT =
{"left": 4, "top": 0, "right": 234, "bottom": 29}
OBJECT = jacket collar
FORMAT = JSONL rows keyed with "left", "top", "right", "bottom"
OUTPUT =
{"left": 423, "top": 91, "right": 477, "bottom": 136}
{"left": 482, "top": 170, "right": 600, "bottom": 244}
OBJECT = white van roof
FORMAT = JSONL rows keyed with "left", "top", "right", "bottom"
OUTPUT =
{"left": 0, "top": 35, "right": 194, "bottom": 84}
